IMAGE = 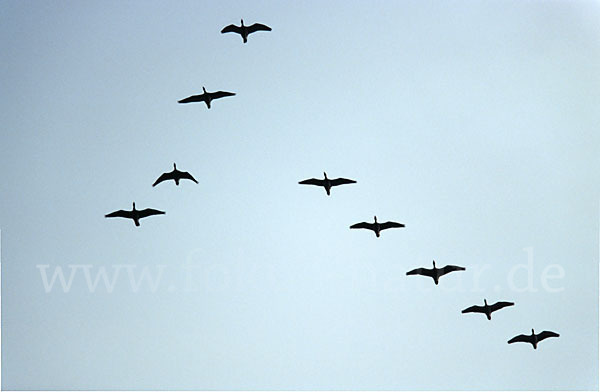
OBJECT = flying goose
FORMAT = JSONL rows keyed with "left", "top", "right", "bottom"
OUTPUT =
{"left": 221, "top": 19, "right": 272, "bottom": 43}
{"left": 178, "top": 87, "right": 235, "bottom": 109}
{"left": 105, "top": 202, "right": 165, "bottom": 227}
{"left": 299, "top": 172, "right": 356, "bottom": 195}
{"left": 406, "top": 260, "right": 465, "bottom": 285}
{"left": 349, "top": 216, "right": 405, "bottom": 237}
{"left": 461, "top": 299, "right": 514, "bottom": 320}
{"left": 153, "top": 163, "right": 198, "bottom": 187}
{"left": 507, "top": 329, "right": 559, "bottom": 349}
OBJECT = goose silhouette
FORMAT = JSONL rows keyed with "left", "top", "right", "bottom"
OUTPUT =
{"left": 461, "top": 299, "right": 514, "bottom": 320}
{"left": 406, "top": 260, "right": 465, "bottom": 285}
{"left": 105, "top": 202, "right": 165, "bottom": 227}
{"left": 508, "top": 329, "right": 559, "bottom": 349}
{"left": 178, "top": 87, "right": 235, "bottom": 109}
{"left": 299, "top": 172, "right": 356, "bottom": 195}
{"left": 221, "top": 19, "right": 271, "bottom": 43}
{"left": 349, "top": 216, "right": 405, "bottom": 237}
{"left": 153, "top": 163, "right": 198, "bottom": 187}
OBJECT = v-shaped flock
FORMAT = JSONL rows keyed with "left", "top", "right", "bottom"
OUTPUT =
{"left": 104, "top": 17, "right": 559, "bottom": 354}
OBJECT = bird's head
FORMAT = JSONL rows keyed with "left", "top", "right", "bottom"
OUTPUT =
{"left": 373, "top": 215, "right": 377, "bottom": 223}
{"left": 202, "top": 86, "right": 207, "bottom": 93}
{"left": 531, "top": 328, "right": 535, "bottom": 335}
{"left": 484, "top": 299, "right": 488, "bottom": 306}
{"left": 132, "top": 202, "right": 136, "bottom": 210}
{"left": 173, "top": 162, "right": 177, "bottom": 170}
{"left": 323, "top": 171, "right": 328, "bottom": 179}
{"left": 432, "top": 260, "right": 436, "bottom": 268}
{"left": 240, "top": 19, "right": 244, "bottom": 26}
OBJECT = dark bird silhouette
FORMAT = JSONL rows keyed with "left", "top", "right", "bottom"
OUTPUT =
{"left": 178, "top": 87, "right": 235, "bottom": 109}
{"left": 508, "top": 329, "right": 559, "bottom": 349}
{"left": 298, "top": 172, "right": 356, "bottom": 196}
{"left": 105, "top": 202, "right": 165, "bottom": 227}
{"left": 153, "top": 163, "right": 198, "bottom": 187}
{"left": 221, "top": 19, "right": 271, "bottom": 43}
{"left": 406, "top": 260, "right": 465, "bottom": 285}
{"left": 349, "top": 216, "right": 404, "bottom": 237}
{"left": 461, "top": 299, "right": 514, "bottom": 320}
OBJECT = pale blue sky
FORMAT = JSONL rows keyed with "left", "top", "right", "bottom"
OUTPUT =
{"left": 1, "top": 0, "right": 599, "bottom": 390}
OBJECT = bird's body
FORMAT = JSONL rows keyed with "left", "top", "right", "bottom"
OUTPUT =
{"left": 349, "top": 216, "right": 405, "bottom": 237}
{"left": 462, "top": 299, "right": 514, "bottom": 320}
{"left": 221, "top": 19, "right": 271, "bottom": 43}
{"left": 299, "top": 172, "right": 356, "bottom": 196}
{"left": 105, "top": 202, "right": 165, "bottom": 227}
{"left": 178, "top": 87, "right": 235, "bottom": 109}
{"left": 153, "top": 163, "right": 198, "bottom": 187}
{"left": 406, "top": 260, "right": 465, "bottom": 284}
{"left": 507, "top": 329, "right": 559, "bottom": 349}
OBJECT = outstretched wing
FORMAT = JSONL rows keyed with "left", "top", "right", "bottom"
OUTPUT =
{"left": 440, "top": 265, "right": 466, "bottom": 276}
{"left": 508, "top": 334, "right": 532, "bottom": 344}
{"left": 330, "top": 178, "right": 356, "bottom": 186}
{"left": 138, "top": 208, "right": 165, "bottom": 219}
{"left": 490, "top": 301, "right": 514, "bottom": 312}
{"left": 152, "top": 172, "right": 174, "bottom": 187}
{"left": 221, "top": 24, "right": 243, "bottom": 34}
{"left": 406, "top": 268, "right": 434, "bottom": 278}
{"left": 299, "top": 178, "right": 325, "bottom": 186}
{"left": 247, "top": 23, "right": 272, "bottom": 34}
{"left": 178, "top": 94, "right": 206, "bottom": 104}
{"left": 105, "top": 210, "right": 132, "bottom": 219}
{"left": 211, "top": 91, "right": 236, "bottom": 99}
{"left": 349, "top": 222, "right": 374, "bottom": 230}
{"left": 537, "top": 331, "right": 560, "bottom": 341}
{"left": 180, "top": 171, "right": 198, "bottom": 184}
{"left": 461, "top": 305, "right": 485, "bottom": 314}
{"left": 380, "top": 221, "right": 405, "bottom": 230}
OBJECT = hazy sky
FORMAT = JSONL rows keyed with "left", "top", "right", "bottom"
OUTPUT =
{"left": 1, "top": 0, "right": 599, "bottom": 390}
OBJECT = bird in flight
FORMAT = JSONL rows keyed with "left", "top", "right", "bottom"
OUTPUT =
{"left": 349, "top": 216, "right": 405, "bottom": 237}
{"left": 461, "top": 299, "right": 514, "bottom": 320}
{"left": 221, "top": 19, "right": 272, "bottom": 43}
{"left": 406, "top": 260, "right": 465, "bottom": 285}
{"left": 507, "top": 329, "right": 559, "bottom": 349}
{"left": 105, "top": 202, "right": 165, "bottom": 227}
{"left": 298, "top": 172, "right": 356, "bottom": 196}
{"left": 178, "top": 87, "right": 235, "bottom": 109}
{"left": 153, "top": 163, "right": 198, "bottom": 187}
